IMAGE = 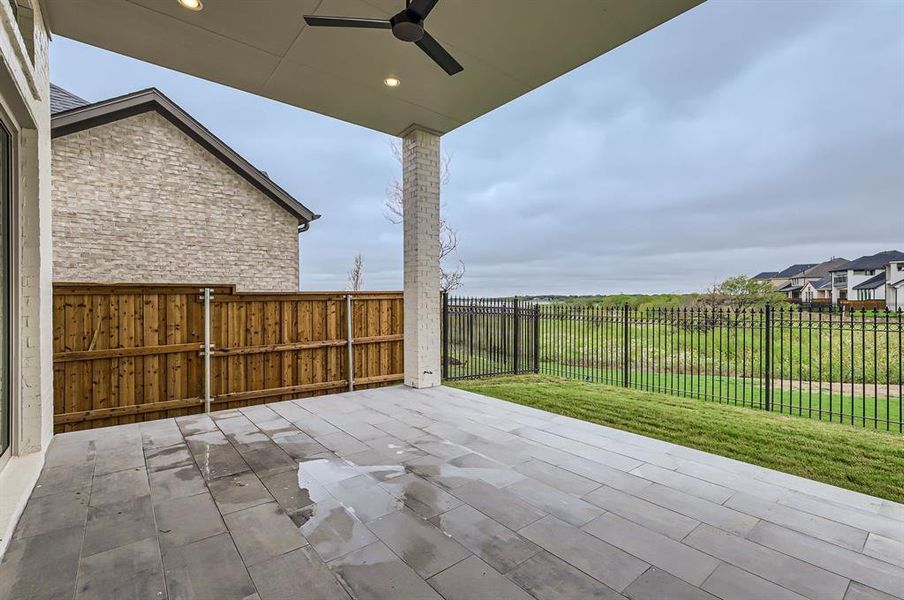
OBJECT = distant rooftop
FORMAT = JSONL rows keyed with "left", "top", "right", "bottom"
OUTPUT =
{"left": 812, "top": 276, "right": 833, "bottom": 290}
{"left": 753, "top": 271, "right": 779, "bottom": 280}
{"left": 830, "top": 250, "right": 904, "bottom": 272}
{"left": 775, "top": 264, "right": 816, "bottom": 279}
{"left": 852, "top": 272, "right": 886, "bottom": 291}
{"left": 801, "top": 258, "right": 848, "bottom": 279}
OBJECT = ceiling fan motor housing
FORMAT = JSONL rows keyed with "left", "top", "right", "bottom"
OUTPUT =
{"left": 391, "top": 10, "right": 425, "bottom": 42}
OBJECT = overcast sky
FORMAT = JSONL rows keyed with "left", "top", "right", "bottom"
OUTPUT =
{"left": 50, "top": 0, "right": 904, "bottom": 296}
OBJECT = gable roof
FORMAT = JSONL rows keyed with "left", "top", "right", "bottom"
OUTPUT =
{"left": 753, "top": 271, "right": 778, "bottom": 280}
{"left": 830, "top": 250, "right": 904, "bottom": 272}
{"left": 801, "top": 258, "right": 848, "bottom": 279}
{"left": 50, "top": 86, "right": 318, "bottom": 225}
{"left": 775, "top": 264, "right": 816, "bottom": 279}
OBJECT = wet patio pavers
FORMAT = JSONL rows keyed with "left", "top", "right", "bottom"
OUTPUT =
{"left": 1, "top": 385, "right": 902, "bottom": 600}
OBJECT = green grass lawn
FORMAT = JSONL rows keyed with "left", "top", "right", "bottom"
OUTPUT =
{"left": 446, "top": 352, "right": 903, "bottom": 430}
{"left": 448, "top": 375, "right": 904, "bottom": 504}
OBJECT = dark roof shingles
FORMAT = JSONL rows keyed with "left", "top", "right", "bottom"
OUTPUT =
{"left": 775, "top": 264, "right": 816, "bottom": 279}
{"left": 50, "top": 84, "right": 88, "bottom": 114}
{"left": 812, "top": 276, "right": 833, "bottom": 290}
{"left": 801, "top": 258, "right": 848, "bottom": 279}
{"left": 852, "top": 272, "right": 887, "bottom": 290}
{"left": 830, "top": 251, "right": 904, "bottom": 272}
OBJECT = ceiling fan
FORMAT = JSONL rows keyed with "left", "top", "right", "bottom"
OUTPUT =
{"left": 303, "top": 0, "right": 463, "bottom": 76}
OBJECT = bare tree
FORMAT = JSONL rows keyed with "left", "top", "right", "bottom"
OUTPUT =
{"left": 385, "top": 140, "right": 464, "bottom": 292}
{"left": 347, "top": 252, "right": 364, "bottom": 291}
{"left": 441, "top": 261, "right": 465, "bottom": 293}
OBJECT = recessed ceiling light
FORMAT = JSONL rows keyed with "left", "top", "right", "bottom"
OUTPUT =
{"left": 383, "top": 77, "right": 401, "bottom": 88}
{"left": 177, "top": 0, "right": 203, "bottom": 11}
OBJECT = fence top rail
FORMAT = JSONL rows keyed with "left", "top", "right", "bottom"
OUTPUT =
{"left": 214, "top": 292, "right": 403, "bottom": 302}
{"left": 54, "top": 283, "right": 403, "bottom": 299}
{"left": 54, "top": 283, "right": 237, "bottom": 295}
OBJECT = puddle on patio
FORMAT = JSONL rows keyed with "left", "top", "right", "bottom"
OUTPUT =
{"left": 288, "top": 436, "right": 500, "bottom": 528}
{"left": 209, "top": 429, "right": 536, "bottom": 580}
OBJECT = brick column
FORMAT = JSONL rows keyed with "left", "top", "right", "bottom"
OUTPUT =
{"left": 402, "top": 127, "right": 441, "bottom": 388}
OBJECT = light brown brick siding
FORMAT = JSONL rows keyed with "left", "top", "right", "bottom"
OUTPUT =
{"left": 51, "top": 111, "right": 300, "bottom": 291}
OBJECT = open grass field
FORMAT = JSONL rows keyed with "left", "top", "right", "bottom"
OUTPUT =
{"left": 449, "top": 375, "right": 904, "bottom": 503}
{"left": 534, "top": 309, "right": 903, "bottom": 384}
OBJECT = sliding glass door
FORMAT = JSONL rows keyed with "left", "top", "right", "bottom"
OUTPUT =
{"left": 0, "top": 121, "right": 9, "bottom": 463}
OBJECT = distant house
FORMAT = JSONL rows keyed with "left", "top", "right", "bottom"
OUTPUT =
{"left": 778, "top": 258, "right": 848, "bottom": 301}
{"left": 752, "top": 253, "right": 904, "bottom": 309}
{"left": 830, "top": 250, "right": 904, "bottom": 306}
{"left": 762, "top": 263, "right": 816, "bottom": 291}
{"left": 883, "top": 258, "right": 904, "bottom": 311}
{"left": 51, "top": 84, "right": 318, "bottom": 291}
{"left": 801, "top": 277, "right": 833, "bottom": 303}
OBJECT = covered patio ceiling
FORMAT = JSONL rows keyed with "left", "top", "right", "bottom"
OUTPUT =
{"left": 42, "top": 0, "right": 702, "bottom": 136}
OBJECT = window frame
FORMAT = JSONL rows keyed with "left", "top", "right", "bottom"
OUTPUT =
{"left": 0, "top": 117, "right": 11, "bottom": 469}
{"left": 0, "top": 97, "right": 19, "bottom": 470}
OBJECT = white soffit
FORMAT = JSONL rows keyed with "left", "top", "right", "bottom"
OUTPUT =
{"left": 43, "top": 0, "right": 703, "bottom": 136}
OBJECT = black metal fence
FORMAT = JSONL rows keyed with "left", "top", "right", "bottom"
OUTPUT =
{"left": 441, "top": 295, "right": 904, "bottom": 432}
{"left": 441, "top": 295, "right": 540, "bottom": 379}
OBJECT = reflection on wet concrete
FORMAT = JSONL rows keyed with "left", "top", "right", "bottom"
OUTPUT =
{"left": 379, "top": 474, "right": 463, "bottom": 519}
{"left": 184, "top": 430, "right": 248, "bottom": 481}
{"left": 298, "top": 498, "right": 378, "bottom": 562}
{"left": 290, "top": 446, "right": 521, "bottom": 537}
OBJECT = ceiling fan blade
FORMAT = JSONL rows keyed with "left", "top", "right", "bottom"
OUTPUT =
{"left": 303, "top": 15, "right": 391, "bottom": 29}
{"left": 408, "top": 0, "right": 440, "bottom": 19}
{"left": 416, "top": 31, "right": 463, "bottom": 75}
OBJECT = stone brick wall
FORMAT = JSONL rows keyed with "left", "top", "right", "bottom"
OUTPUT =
{"left": 402, "top": 128, "right": 441, "bottom": 388}
{"left": 51, "top": 111, "right": 301, "bottom": 291}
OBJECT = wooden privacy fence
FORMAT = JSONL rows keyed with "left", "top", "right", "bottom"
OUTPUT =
{"left": 840, "top": 299, "right": 887, "bottom": 312}
{"left": 53, "top": 283, "right": 404, "bottom": 432}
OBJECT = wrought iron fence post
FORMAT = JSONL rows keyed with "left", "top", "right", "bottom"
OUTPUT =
{"left": 513, "top": 297, "right": 520, "bottom": 374}
{"left": 442, "top": 291, "right": 449, "bottom": 380}
{"left": 623, "top": 303, "right": 630, "bottom": 387}
{"left": 764, "top": 303, "right": 772, "bottom": 411}
{"left": 533, "top": 304, "right": 540, "bottom": 373}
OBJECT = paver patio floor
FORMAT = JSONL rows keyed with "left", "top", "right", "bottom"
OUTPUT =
{"left": 1, "top": 385, "right": 902, "bottom": 599}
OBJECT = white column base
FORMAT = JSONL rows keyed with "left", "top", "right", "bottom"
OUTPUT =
{"left": 0, "top": 452, "right": 45, "bottom": 558}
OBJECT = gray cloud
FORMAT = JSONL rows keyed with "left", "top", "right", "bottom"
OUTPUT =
{"left": 51, "top": 0, "right": 903, "bottom": 295}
